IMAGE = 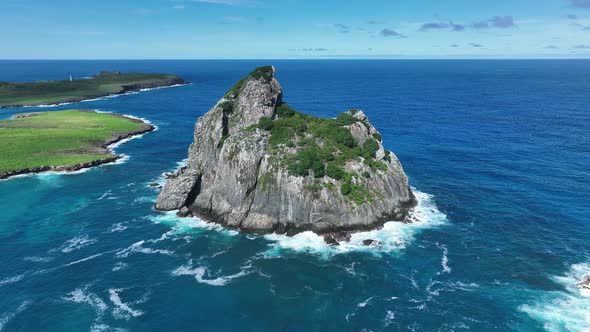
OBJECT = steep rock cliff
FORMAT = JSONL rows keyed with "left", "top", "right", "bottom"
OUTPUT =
{"left": 156, "top": 66, "right": 416, "bottom": 235}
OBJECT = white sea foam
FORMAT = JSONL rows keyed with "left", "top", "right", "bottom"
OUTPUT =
{"left": 62, "top": 253, "right": 103, "bottom": 267}
{"left": 108, "top": 289, "right": 143, "bottom": 319}
{"left": 150, "top": 158, "right": 189, "bottom": 188}
{"left": 112, "top": 262, "right": 128, "bottom": 272}
{"left": 520, "top": 262, "right": 590, "bottom": 331}
{"left": 115, "top": 240, "right": 173, "bottom": 258}
{"left": 59, "top": 235, "right": 97, "bottom": 253}
{"left": 63, "top": 287, "right": 127, "bottom": 332}
{"left": 263, "top": 190, "right": 447, "bottom": 257}
{"left": 64, "top": 288, "right": 107, "bottom": 311}
{"left": 437, "top": 243, "right": 451, "bottom": 274}
{"left": 98, "top": 191, "right": 113, "bottom": 200}
{"left": 0, "top": 274, "right": 25, "bottom": 287}
{"left": 109, "top": 223, "right": 128, "bottom": 233}
{"left": 149, "top": 212, "right": 238, "bottom": 237}
{"left": 133, "top": 196, "right": 155, "bottom": 204}
{"left": 23, "top": 256, "right": 54, "bottom": 263}
{"left": 0, "top": 300, "right": 31, "bottom": 331}
{"left": 384, "top": 310, "right": 396, "bottom": 328}
{"left": 357, "top": 297, "right": 373, "bottom": 308}
{"left": 172, "top": 259, "right": 250, "bottom": 286}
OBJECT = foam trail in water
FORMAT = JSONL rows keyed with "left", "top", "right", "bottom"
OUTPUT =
{"left": 108, "top": 289, "right": 143, "bottom": 319}
{"left": 62, "top": 253, "right": 104, "bottom": 267}
{"left": 520, "top": 262, "right": 590, "bottom": 331}
{"left": 58, "top": 235, "right": 97, "bottom": 253}
{"left": 115, "top": 240, "right": 173, "bottom": 258}
{"left": 63, "top": 288, "right": 111, "bottom": 332}
{"left": 436, "top": 243, "right": 451, "bottom": 274}
{"left": 172, "top": 259, "right": 250, "bottom": 286}
{"left": 0, "top": 274, "right": 25, "bottom": 287}
{"left": 263, "top": 190, "right": 447, "bottom": 258}
{"left": 0, "top": 300, "right": 31, "bottom": 331}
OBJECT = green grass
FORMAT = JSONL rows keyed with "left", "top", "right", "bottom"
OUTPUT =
{"left": 0, "top": 71, "right": 183, "bottom": 107}
{"left": 0, "top": 110, "right": 146, "bottom": 173}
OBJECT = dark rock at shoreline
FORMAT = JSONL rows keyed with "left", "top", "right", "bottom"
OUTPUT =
{"left": 177, "top": 206, "right": 192, "bottom": 218}
{"left": 362, "top": 239, "right": 382, "bottom": 247}
{"left": 577, "top": 275, "right": 590, "bottom": 289}
{"left": 323, "top": 232, "right": 352, "bottom": 246}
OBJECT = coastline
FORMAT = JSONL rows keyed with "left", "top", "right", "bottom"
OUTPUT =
{"left": 0, "top": 81, "right": 188, "bottom": 109}
{"left": 0, "top": 112, "right": 155, "bottom": 180}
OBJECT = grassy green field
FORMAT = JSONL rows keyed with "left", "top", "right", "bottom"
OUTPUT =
{"left": 0, "top": 110, "right": 150, "bottom": 175}
{"left": 0, "top": 71, "right": 184, "bottom": 107}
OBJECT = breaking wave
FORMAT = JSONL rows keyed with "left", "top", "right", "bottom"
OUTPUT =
{"left": 520, "top": 262, "right": 590, "bottom": 331}
{"left": 149, "top": 212, "right": 238, "bottom": 237}
{"left": 263, "top": 190, "right": 448, "bottom": 258}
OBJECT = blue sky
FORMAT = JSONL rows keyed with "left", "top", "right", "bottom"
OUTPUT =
{"left": 1, "top": 0, "right": 590, "bottom": 59}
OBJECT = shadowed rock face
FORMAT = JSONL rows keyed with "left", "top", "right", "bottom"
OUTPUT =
{"left": 156, "top": 66, "right": 416, "bottom": 235}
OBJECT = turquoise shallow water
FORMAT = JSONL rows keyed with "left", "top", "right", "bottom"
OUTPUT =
{"left": 0, "top": 60, "right": 589, "bottom": 331}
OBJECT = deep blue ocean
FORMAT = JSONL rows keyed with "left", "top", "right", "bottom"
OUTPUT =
{"left": 0, "top": 60, "right": 589, "bottom": 331}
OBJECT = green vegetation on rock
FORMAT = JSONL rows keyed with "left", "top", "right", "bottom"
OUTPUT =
{"left": 247, "top": 101, "right": 391, "bottom": 204}
{"left": 0, "top": 110, "right": 152, "bottom": 177}
{"left": 0, "top": 71, "right": 185, "bottom": 108}
{"left": 225, "top": 66, "right": 275, "bottom": 98}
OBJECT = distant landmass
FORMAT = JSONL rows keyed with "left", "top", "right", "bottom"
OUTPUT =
{"left": 0, "top": 110, "right": 154, "bottom": 179}
{"left": 156, "top": 66, "right": 416, "bottom": 243}
{"left": 0, "top": 71, "right": 186, "bottom": 108}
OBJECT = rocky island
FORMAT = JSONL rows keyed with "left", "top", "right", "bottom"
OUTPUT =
{"left": 0, "top": 110, "right": 154, "bottom": 179}
{"left": 156, "top": 66, "right": 416, "bottom": 239}
{"left": 0, "top": 71, "right": 186, "bottom": 108}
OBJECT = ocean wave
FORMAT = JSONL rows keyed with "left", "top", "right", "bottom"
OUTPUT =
{"left": 171, "top": 259, "right": 250, "bottom": 286}
{"left": 0, "top": 300, "right": 31, "bottom": 331}
{"left": 149, "top": 211, "right": 239, "bottom": 237}
{"left": 263, "top": 190, "right": 448, "bottom": 258}
{"left": 520, "top": 262, "right": 590, "bottom": 331}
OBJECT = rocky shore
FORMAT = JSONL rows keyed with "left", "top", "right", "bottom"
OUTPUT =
{"left": 0, "top": 72, "right": 186, "bottom": 108}
{"left": 156, "top": 66, "right": 416, "bottom": 238}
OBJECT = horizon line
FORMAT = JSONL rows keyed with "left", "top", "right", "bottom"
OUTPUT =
{"left": 1, "top": 57, "right": 590, "bottom": 61}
